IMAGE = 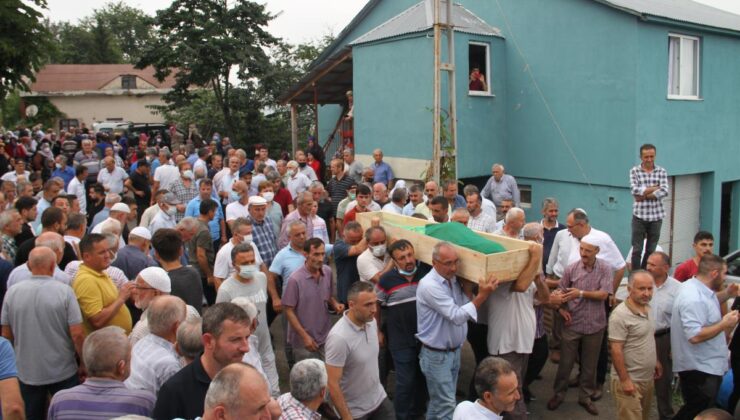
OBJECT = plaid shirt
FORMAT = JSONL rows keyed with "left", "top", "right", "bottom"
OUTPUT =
{"left": 558, "top": 258, "right": 613, "bottom": 334}
{"left": 0, "top": 234, "right": 15, "bottom": 261}
{"left": 630, "top": 164, "right": 668, "bottom": 221}
{"left": 169, "top": 179, "right": 199, "bottom": 222}
{"left": 468, "top": 211, "right": 496, "bottom": 233}
{"left": 248, "top": 215, "right": 278, "bottom": 267}
{"left": 277, "top": 393, "right": 321, "bottom": 420}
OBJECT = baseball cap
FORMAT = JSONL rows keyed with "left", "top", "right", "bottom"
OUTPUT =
{"left": 139, "top": 267, "right": 171, "bottom": 293}
{"left": 163, "top": 192, "right": 182, "bottom": 205}
{"left": 129, "top": 226, "right": 152, "bottom": 241}
{"left": 111, "top": 203, "right": 131, "bottom": 213}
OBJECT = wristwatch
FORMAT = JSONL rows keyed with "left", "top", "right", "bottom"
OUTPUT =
{"left": 579, "top": 290, "right": 584, "bottom": 299}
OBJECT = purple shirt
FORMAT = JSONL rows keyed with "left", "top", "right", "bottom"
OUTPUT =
{"left": 558, "top": 258, "right": 613, "bottom": 334}
{"left": 48, "top": 378, "right": 155, "bottom": 419}
{"left": 282, "top": 264, "right": 334, "bottom": 347}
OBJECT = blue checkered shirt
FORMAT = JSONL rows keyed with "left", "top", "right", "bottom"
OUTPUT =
{"left": 630, "top": 164, "right": 669, "bottom": 221}
{"left": 248, "top": 215, "right": 278, "bottom": 267}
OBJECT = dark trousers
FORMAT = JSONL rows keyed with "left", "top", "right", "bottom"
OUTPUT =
{"left": 631, "top": 215, "right": 662, "bottom": 270}
{"left": 525, "top": 335, "right": 549, "bottom": 389}
{"left": 655, "top": 333, "right": 675, "bottom": 419}
{"left": 675, "top": 370, "right": 722, "bottom": 420}
{"left": 730, "top": 350, "right": 740, "bottom": 414}
{"left": 596, "top": 300, "right": 612, "bottom": 386}
{"left": 20, "top": 374, "right": 79, "bottom": 420}
{"left": 466, "top": 321, "right": 489, "bottom": 400}
{"left": 390, "top": 346, "right": 428, "bottom": 420}
{"left": 201, "top": 276, "right": 216, "bottom": 306}
{"left": 356, "top": 397, "right": 396, "bottom": 420}
{"left": 554, "top": 327, "right": 604, "bottom": 403}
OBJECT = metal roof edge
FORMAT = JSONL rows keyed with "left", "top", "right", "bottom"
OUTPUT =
{"left": 643, "top": 14, "right": 740, "bottom": 38}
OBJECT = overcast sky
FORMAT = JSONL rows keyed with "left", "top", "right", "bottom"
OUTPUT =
{"left": 42, "top": 0, "right": 740, "bottom": 44}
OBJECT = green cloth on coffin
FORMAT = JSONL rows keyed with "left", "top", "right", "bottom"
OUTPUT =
{"left": 424, "top": 222, "right": 506, "bottom": 254}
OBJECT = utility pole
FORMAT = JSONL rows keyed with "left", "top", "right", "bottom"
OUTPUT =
{"left": 432, "top": 0, "right": 457, "bottom": 183}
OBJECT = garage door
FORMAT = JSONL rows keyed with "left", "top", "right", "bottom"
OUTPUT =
{"left": 658, "top": 175, "right": 702, "bottom": 266}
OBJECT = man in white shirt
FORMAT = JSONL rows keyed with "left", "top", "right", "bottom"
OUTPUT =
{"left": 66, "top": 166, "right": 88, "bottom": 214}
{"left": 125, "top": 295, "right": 187, "bottom": 397}
{"left": 213, "top": 217, "right": 264, "bottom": 289}
{"left": 453, "top": 357, "right": 520, "bottom": 420}
{"left": 466, "top": 190, "right": 496, "bottom": 233}
{"left": 382, "top": 188, "right": 406, "bottom": 215}
{"left": 149, "top": 193, "right": 181, "bottom": 236}
{"left": 295, "top": 151, "right": 317, "bottom": 181}
{"left": 153, "top": 154, "right": 180, "bottom": 197}
{"left": 193, "top": 148, "right": 209, "bottom": 175}
{"left": 286, "top": 160, "right": 312, "bottom": 200}
{"left": 225, "top": 181, "right": 250, "bottom": 229}
{"left": 214, "top": 156, "right": 240, "bottom": 205}
{"left": 97, "top": 157, "right": 128, "bottom": 195}
{"left": 356, "top": 226, "right": 393, "bottom": 284}
{"left": 1, "top": 160, "right": 30, "bottom": 183}
{"left": 646, "top": 251, "right": 680, "bottom": 420}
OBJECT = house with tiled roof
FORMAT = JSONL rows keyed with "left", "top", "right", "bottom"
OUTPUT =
{"left": 21, "top": 64, "right": 177, "bottom": 130}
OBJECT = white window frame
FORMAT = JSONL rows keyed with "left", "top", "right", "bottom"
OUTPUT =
{"left": 519, "top": 184, "right": 532, "bottom": 209}
{"left": 468, "top": 41, "right": 493, "bottom": 96}
{"left": 667, "top": 33, "right": 701, "bottom": 100}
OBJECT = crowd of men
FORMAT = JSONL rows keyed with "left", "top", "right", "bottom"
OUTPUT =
{"left": 0, "top": 126, "right": 736, "bottom": 420}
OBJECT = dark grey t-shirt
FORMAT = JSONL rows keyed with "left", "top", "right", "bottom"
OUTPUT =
{"left": 168, "top": 266, "right": 204, "bottom": 315}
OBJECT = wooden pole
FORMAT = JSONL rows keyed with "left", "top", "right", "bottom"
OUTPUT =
{"left": 432, "top": 0, "right": 442, "bottom": 183}
{"left": 290, "top": 103, "right": 298, "bottom": 157}
{"left": 446, "top": 0, "right": 458, "bottom": 182}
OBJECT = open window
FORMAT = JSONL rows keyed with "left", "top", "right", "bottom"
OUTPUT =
{"left": 468, "top": 42, "right": 491, "bottom": 95}
{"left": 668, "top": 34, "right": 700, "bottom": 99}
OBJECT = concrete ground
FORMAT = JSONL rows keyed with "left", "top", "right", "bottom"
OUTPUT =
{"left": 268, "top": 313, "right": 673, "bottom": 419}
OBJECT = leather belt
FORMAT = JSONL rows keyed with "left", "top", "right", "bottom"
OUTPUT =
{"left": 654, "top": 328, "right": 670, "bottom": 337}
{"left": 422, "top": 343, "right": 460, "bottom": 353}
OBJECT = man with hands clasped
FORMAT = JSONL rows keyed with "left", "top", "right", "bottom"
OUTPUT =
{"left": 547, "top": 234, "right": 613, "bottom": 416}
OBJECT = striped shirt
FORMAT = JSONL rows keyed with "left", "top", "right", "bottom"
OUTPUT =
{"left": 630, "top": 164, "right": 669, "bottom": 221}
{"left": 377, "top": 265, "right": 430, "bottom": 351}
{"left": 328, "top": 174, "right": 354, "bottom": 217}
{"left": 248, "top": 215, "right": 278, "bottom": 267}
{"left": 125, "top": 334, "right": 182, "bottom": 397}
{"left": 48, "top": 378, "right": 155, "bottom": 419}
{"left": 558, "top": 259, "right": 613, "bottom": 334}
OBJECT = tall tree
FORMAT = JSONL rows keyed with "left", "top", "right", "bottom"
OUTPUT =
{"left": 83, "top": 2, "right": 153, "bottom": 63}
{"left": 137, "top": 0, "right": 278, "bottom": 143}
{"left": 0, "top": 0, "right": 52, "bottom": 97}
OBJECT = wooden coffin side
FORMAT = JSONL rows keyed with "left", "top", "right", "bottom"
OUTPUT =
{"left": 356, "top": 211, "right": 531, "bottom": 282}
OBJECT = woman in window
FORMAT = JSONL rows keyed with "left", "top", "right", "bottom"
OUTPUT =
{"left": 469, "top": 67, "right": 488, "bottom": 92}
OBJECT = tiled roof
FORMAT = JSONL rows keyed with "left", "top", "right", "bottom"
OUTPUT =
{"left": 29, "top": 64, "right": 177, "bottom": 93}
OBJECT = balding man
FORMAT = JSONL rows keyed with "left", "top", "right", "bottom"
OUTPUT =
{"left": 417, "top": 242, "right": 497, "bottom": 418}
{"left": 1, "top": 247, "right": 84, "bottom": 419}
{"left": 97, "top": 156, "right": 128, "bottom": 195}
{"left": 547, "top": 235, "right": 613, "bottom": 416}
{"left": 481, "top": 163, "right": 520, "bottom": 218}
{"left": 225, "top": 180, "right": 250, "bottom": 227}
{"left": 494, "top": 207, "right": 525, "bottom": 239}
{"left": 343, "top": 148, "right": 363, "bottom": 184}
{"left": 415, "top": 181, "right": 439, "bottom": 219}
{"left": 450, "top": 208, "right": 470, "bottom": 226}
{"left": 372, "top": 183, "right": 390, "bottom": 207}
{"left": 371, "top": 149, "right": 394, "bottom": 187}
{"left": 278, "top": 192, "right": 315, "bottom": 249}
{"left": 201, "top": 363, "right": 277, "bottom": 420}
{"left": 7, "top": 232, "right": 71, "bottom": 288}
{"left": 48, "top": 326, "right": 156, "bottom": 418}
{"left": 126, "top": 295, "right": 187, "bottom": 396}
{"left": 286, "top": 160, "right": 312, "bottom": 200}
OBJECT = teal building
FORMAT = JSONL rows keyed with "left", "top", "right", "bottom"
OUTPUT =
{"left": 281, "top": 0, "right": 740, "bottom": 263}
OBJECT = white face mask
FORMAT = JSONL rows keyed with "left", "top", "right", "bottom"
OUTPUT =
{"left": 287, "top": 169, "right": 295, "bottom": 177}
{"left": 371, "top": 244, "right": 387, "bottom": 258}
{"left": 242, "top": 234, "right": 253, "bottom": 244}
{"left": 182, "top": 170, "right": 194, "bottom": 180}
{"left": 262, "top": 192, "right": 274, "bottom": 202}
{"left": 165, "top": 206, "right": 177, "bottom": 216}
{"left": 239, "top": 264, "right": 258, "bottom": 278}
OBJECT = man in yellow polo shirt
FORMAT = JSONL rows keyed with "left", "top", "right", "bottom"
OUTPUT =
{"left": 73, "top": 233, "right": 134, "bottom": 334}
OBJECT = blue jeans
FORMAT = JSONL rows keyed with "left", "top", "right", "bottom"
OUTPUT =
{"left": 419, "top": 346, "right": 460, "bottom": 420}
{"left": 391, "top": 346, "right": 428, "bottom": 419}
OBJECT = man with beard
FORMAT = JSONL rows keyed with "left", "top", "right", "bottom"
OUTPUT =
{"left": 153, "top": 302, "right": 252, "bottom": 420}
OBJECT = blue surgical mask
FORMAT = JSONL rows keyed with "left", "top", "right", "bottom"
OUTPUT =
{"left": 230, "top": 190, "right": 240, "bottom": 201}
{"left": 398, "top": 264, "right": 418, "bottom": 276}
{"left": 239, "top": 264, "right": 258, "bottom": 278}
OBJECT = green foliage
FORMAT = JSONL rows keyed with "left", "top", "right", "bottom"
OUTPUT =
{"left": 47, "top": 19, "right": 124, "bottom": 64}
{"left": 0, "top": 91, "right": 64, "bottom": 129}
{"left": 422, "top": 109, "right": 457, "bottom": 182}
{"left": 137, "top": 0, "right": 279, "bottom": 144}
{"left": 81, "top": 1, "right": 154, "bottom": 63}
{"left": 0, "top": 0, "right": 53, "bottom": 97}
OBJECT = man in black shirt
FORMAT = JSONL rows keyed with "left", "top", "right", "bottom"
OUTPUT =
{"left": 151, "top": 228, "right": 203, "bottom": 314}
{"left": 126, "top": 160, "right": 151, "bottom": 223}
{"left": 15, "top": 207, "right": 76, "bottom": 269}
{"left": 376, "top": 239, "right": 430, "bottom": 419}
{"left": 153, "top": 302, "right": 251, "bottom": 420}
{"left": 13, "top": 196, "right": 37, "bottom": 247}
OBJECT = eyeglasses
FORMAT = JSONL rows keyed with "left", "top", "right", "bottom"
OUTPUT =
{"left": 133, "top": 284, "right": 156, "bottom": 291}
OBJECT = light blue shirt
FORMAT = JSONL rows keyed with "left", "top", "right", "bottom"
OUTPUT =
{"left": 33, "top": 197, "right": 52, "bottom": 233}
{"left": 481, "top": 174, "right": 520, "bottom": 207}
{"left": 671, "top": 277, "right": 728, "bottom": 376}
{"left": 372, "top": 161, "right": 394, "bottom": 185}
{"left": 402, "top": 202, "right": 417, "bottom": 216}
{"left": 184, "top": 196, "right": 224, "bottom": 241}
{"left": 269, "top": 245, "right": 306, "bottom": 289}
{"left": 7, "top": 263, "right": 71, "bottom": 289}
{"left": 416, "top": 268, "right": 477, "bottom": 349}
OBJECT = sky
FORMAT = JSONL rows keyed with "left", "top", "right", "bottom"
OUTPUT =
{"left": 41, "top": 0, "right": 740, "bottom": 44}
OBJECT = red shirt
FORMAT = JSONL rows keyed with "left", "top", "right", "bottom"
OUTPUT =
{"left": 274, "top": 187, "right": 293, "bottom": 216}
{"left": 674, "top": 258, "right": 698, "bottom": 282}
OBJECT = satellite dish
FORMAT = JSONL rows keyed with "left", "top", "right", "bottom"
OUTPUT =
{"left": 25, "top": 105, "right": 38, "bottom": 118}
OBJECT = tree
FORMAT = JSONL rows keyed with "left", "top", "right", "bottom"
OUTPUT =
{"left": 137, "top": 0, "right": 279, "bottom": 144}
{"left": 47, "top": 19, "right": 124, "bottom": 64}
{"left": 0, "top": 0, "right": 53, "bottom": 97}
{"left": 82, "top": 2, "right": 154, "bottom": 63}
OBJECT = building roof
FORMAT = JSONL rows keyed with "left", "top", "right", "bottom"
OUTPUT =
{"left": 595, "top": 0, "right": 740, "bottom": 33}
{"left": 350, "top": 0, "right": 502, "bottom": 46}
{"left": 29, "top": 64, "right": 177, "bottom": 93}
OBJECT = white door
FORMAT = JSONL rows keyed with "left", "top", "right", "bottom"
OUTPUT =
{"left": 658, "top": 175, "right": 702, "bottom": 266}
